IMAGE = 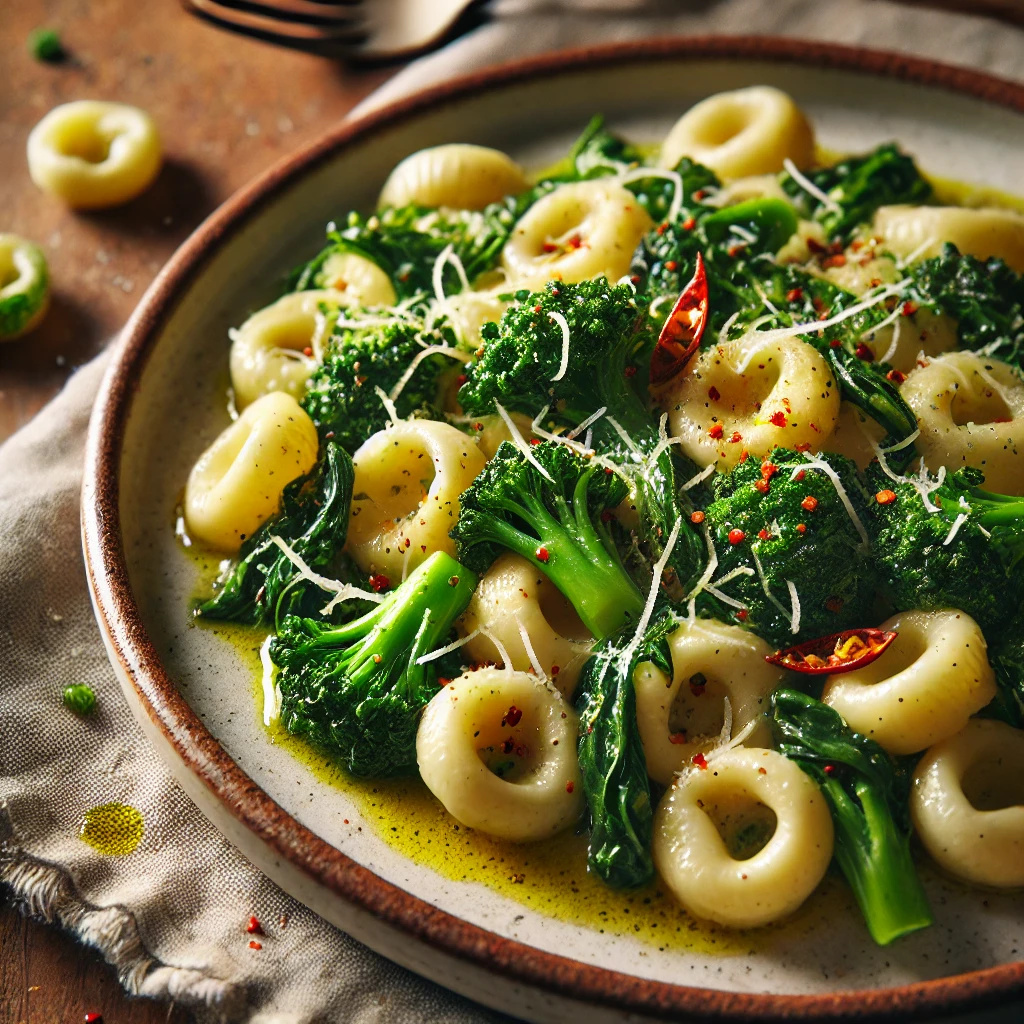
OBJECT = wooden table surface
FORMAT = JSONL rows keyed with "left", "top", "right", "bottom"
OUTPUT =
{"left": 1, "top": 2, "right": 396, "bottom": 1020}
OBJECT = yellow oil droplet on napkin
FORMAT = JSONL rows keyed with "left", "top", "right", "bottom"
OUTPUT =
{"left": 79, "top": 802, "right": 144, "bottom": 856}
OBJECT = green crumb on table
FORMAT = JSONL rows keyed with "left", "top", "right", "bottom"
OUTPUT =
{"left": 28, "top": 28, "right": 64, "bottom": 63}
{"left": 63, "top": 683, "right": 96, "bottom": 715}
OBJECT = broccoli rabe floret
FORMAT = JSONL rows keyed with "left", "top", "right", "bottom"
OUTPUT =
{"left": 575, "top": 607, "right": 676, "bottom": 889}
{"left": 864, "top": 463, "right": 1024, "bottom": 634}
{"left": 701, "top": 448, "right": 877, "bottom": 646}
{"left": 568, "top": 114, "right": 644, "bottom": 179}
{"left": 457, "top": 279, "right": 706, "bottom": 592}
{"left": 451, "top": 440, "right": 643, "bottom": 642}
{"left": 198, "top": 441, "right": 355, "bottom": 625}
{"left": 271, "top": 551, "right": 477, "bottom": 777}
{"left": 302, "top": 318, "right": 454, "bottom": 451}
{"left": 987, "top": 616, "right": 1024, "bottom": 726}
{"left": 907, "top": 243, "right": 1024, "bottom": 371}
{"left": 780, "top": 143, "right": 931, "bottom": 242}
{"left": 772, "top": 690, "right": 933, "bottom": 946}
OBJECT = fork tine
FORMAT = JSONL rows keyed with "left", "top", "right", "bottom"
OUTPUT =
{"left": 183, "top": 0, "right": 367, "bottom": 50}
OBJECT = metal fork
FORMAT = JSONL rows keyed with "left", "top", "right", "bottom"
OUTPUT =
{"left": 181, "top": 0, "right": 485, "bottom": 61}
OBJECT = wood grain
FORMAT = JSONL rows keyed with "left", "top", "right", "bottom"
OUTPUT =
{"left": 1, "top": 1, "right": 396, "bottom": 1018}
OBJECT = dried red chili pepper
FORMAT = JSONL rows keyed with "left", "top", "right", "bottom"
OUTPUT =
{"left": 649, "top": 252, "right": 709, "bottom": 385}
{"left": 765, "top": 628, "right": 898, "bottom": 675}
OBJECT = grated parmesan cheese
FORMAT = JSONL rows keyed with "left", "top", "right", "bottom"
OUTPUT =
{"left": 516, "top": 613, "right": 547, "bottom": 679}
{"left": 791, "top": 454, "right": 871, "bottom": 549}
{"left": 269, "top": 535, "right": 383, "bottom": 615}
{"left": 374, "top": 385, "right": 402, "bottom": 426}
{"left": 548, "top": 310, "right": 572, "bottom": 382}
{"left": 416, "top": 628, "right": 481, "bottom": 666}
{"left": 388, "top": 344, "right": 471, "bottom": 403}
{"left": 617, "top": 167, "right": 684, "bottom": 225}
{"left": 783, "top": 158, "right": 841, "bottom": 214}
{"left": 495, "top": 400, "right": 554, "bottom": 481}
{"left": 259, "top": 635, "right": 282, "bottom": 727}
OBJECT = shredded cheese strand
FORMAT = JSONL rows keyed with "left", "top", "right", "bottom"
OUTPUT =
{"left": 712, "top": 566, "right": 755, "bottom": 587}
{"left": 685, "top": 522, "right": 719, "bottom": 601}
{"left": 682, "top": 463, "right": 717, "bottom": 491}
{"left": 617, "top": 167, "right": 684, "bottom": 224}
{"left": 880, "top": 428, "right": 920, "bottom": 454}
{"left": 792, "top": 454, "right": 871, "bottom": 549}
{"left": 259, "top": 635, "right": 281, "bottom": 727}
{"left": 783, "top": 158, "right": 841, "bottom": 214}
{"left": 495, "top": 400, "right": 554, "bottom": 481}
{"left": 703, "top": 584, "right": 747, "bottom": 610}
{"left": 548, "top": 310, "right": 572, "bottom": 382}
{"left": 388, "top": 344, "right": 471, "bottom": 403}
{"left": 416, "top": 628, "right": 482, "bottom": 666}
{"left": 516, "top": 614, "right": 547, "bottom": 679}
{"left": 374, "top": 385, "right": 401, "bottom": 427}
{"left": 786, "top": 580, "right": 801, "bottom": 635}
{"left": 619, "top": 518, "right": 682, "bottom": 669}
{"left": 268, "top": 535, "right": 383, "bottom": 613}
{"left": 567, "top": 406, "right": 607, "bottom": 440}
{"left": 750, "top": 546, "right": 794, "bottom": 627}
{"left": 479, "top": 625, "right": 514, "bottom": 672}
{"left": 943, "top": 512, "right": 970, "bottom": 547}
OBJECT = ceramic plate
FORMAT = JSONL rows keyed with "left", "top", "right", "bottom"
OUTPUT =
{"left": 83, "top": 38, "right": 1024, "bottom": 1023}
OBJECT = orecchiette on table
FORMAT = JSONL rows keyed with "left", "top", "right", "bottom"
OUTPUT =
{"left": 659, "top": 86, "right": 815, "bottom": 181}
{"left": 900, "top": 351, "right": 1024, "bottom": 496}
{"left": 27, "top": 100, "right": 162, "bottom": 209}
{"left": 317, "top": 251, "right": 398, "bottom": 307}
{"left": 501, "top": 180, "right": 652, "bottom": 290}
{"left": 417, "top": 668, "right": 584, "bottom": 841}
{"left": 822, "top": 609, "right": 996, "bottom": 756}
{"left": 634, "top": 618, "right": 783, "bottom": 785}
{"left": 0, "top": 234, "right": 49, "bottom": 341}
{"left": 229, "top": 290, "right": 342, "bottom": 409}
{"left": 662, "top": 335, "right": 841, "bottom": 469}
{"left": 652, "top": 747, "right": 834, "bottom": 928}
{"left": 457, "top": 553, "right": 593, "bottom": 700}
{"left": 347, "top": 419, "right": 486, "bottom": 580}
{"left": 911, "top": 718, "right": 1024, "bottom": 888}
{"left": 873, "top": 205, "right": 1024, "bottom": 272}
{"left": 184, "top": 391, "right": 319, "bottom": 552}
{"left": 379, "top": 143, "right": 528, "bottom": 211}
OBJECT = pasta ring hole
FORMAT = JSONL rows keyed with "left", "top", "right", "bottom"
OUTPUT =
{"left": 668, "top": 674, "right": 728, "bottom": 739}
{"left": 0, "top": 250, "right": 18, "bottom": 289}
{"left": 690, "top": 101, "right": 751, "bottom": 147}
{"left": 702, "top": 792, "right": 778, "bottom": 861}
{"left": 961, "top": 758, "right": 1024, "bottom": 812}
{"left": 714, "top": 356, "right": 781, "bottom": 417}
{"left": 950, "top": 385, "right": 1012, "bottom": 427}
{"left": 473, "top": 700, "right": 543, "bottom": 782}
{"left": 353, "top": 442, "right": 436, "bottom": 526}
{"left": 60, "top": 126, "right": 112, "bottom": 164}
{"left": 537, "top": 584, "right": 591, "bottom": 644}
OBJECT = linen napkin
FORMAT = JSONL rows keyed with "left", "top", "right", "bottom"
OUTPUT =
{"left": 2, "top": 3, "right": 1022, "bottom": 1023}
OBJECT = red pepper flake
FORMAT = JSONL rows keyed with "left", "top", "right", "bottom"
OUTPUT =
{"left": 901, "top": 300, "right": 918, "bottom": 316}
{"left": 246, "top": 916, "right": 263, "bottom": 935}
{"left": 529, "top": 438, "right": 541, "bottom": 445}
{"left": 796, "top": 523, "right": 807, "bottom": 534}
{"left": 84, "top": 1015, "right": 104, "bottom": 1024}
{"left": 657, "top": 222, "right": 669, "bottom": 235}
{"left": 565, "top": 781, "right": 575, "bottom": 793}
{"left": 689, "top": 672, "right": 707, "bottom": 696}
{"left": 533, "top": 304, "right": 543, "bottom": 313}
{"left": 566, "top": 234, "right": 583, "bottom": 250}
{"left": 456, "top": 373, "right": 468, "bottom": 386}
{"left": 551, "top": 665, "right": 560, "bottom": 676}
{"left": 854, "top": 342, "right": 874, "bottom": 362}
{"left": 794, "top": 442, "right": 812, "bottom": 452}
{"left": 681, "top": 217, "right": 696, "bottom": 231}
{"left": 651, "top": 252, "right": 709, "bottom": 385}
{"left": 447, "top": 575, "right": 461, "bottom": 587}
{"left": 768, "top": 410, "right": 788, "bottom": 427}
{"left": 728, "top": 528, "right": 746, "bottom": 545}
{"left": 807, "top": 238, "right": 826, "bottom": 255}
{"left": 758, "top": 766, "right": 767, "bottom": 775}
{"left": 708, "top": 385, "right": 721, "bottom": 401}
{"left": 690, "top": 510, "right": 706, "bottom": 525}
{"left": 875, "top": 488, "right": 897, "bottom": 506}
{"left": 535, "top": 546, "right": 550, "bottom": 563}
{"left": 822, "top": 254, "right": 847, "bottom": 269}
{"left": 249, "top": 940, "right": 263, "bottom": 950}
{"left": 886, "top": 368, "right": 907, "bottom": 384}
{"left": 727, "top": 244, "right": 744, "bottom": 258}
{"left": 600, "top": 510, "right": 616, "bottom": 523}
{"left": 823, "top": 764, "right": 836, "bottom": 775}
{"left": 761, "top": 461, "right": 779, "bottom": 481}
{"left": 624, "top": 365, "right": 639, "bottom": 379}
{"left": 669, "top": 731, "right": 688, "bottom": 745}
{"left": 765, "top": 627, "right": 898, "bottom": 675}
{"left": 692, "top": 752, "right": 708, "bottom": 770}
{"left": 794, "top": 470, "right": 806, "bottom": 482}
{"left": 801, "top": 495, "right": 819, "bottom": 512}
{"left": 825, "top": 596, "right": 844, "bottom": 613}
{"left": 758, "top": 528, "right": 771, "bottom": 540}
{"left": 503, "top": 705, "right": 523, "bottom": 728}
{"left": 708, "top": 423, "right": 724, "bottom": 439}
{"left": 665, "top": 260, "right": 678, "bottom": 271}
{"left": 368, "top": 573, "right": 391, "bottom": 593}
{"left": 542, "top": 241, "right": 559, "bottom": 253}
{"left": 728, "top": 431, "right": 743, "bottom": 444}
{"left": 302, "top": 346, "right": 313, "bottom": 357}
{"left": 630, "top": 274, "right": 642, "bottom": 285}
{"left": 736, "top": 609, "right": 749, "bottom": 621}
{"left": 473, "top": 422, "right": 484, "bottom": 431}
{"left": 754, "top": 478, "right": 770, "bottom": 495}
{"left": 786, "top": 288, "right": 804, "bottom": 303}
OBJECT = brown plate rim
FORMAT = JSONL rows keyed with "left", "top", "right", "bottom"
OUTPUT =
{"left": 82, "top": 35, "right": 1024, "bottom": 1022}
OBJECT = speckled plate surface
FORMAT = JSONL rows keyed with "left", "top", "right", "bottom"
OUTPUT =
{"left": 82, "top": 39, "right": 1024, "bottom": 1023}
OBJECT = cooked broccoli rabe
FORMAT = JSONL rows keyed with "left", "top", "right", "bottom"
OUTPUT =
{"left": 780, "top": 142, "right": 932, "bottom": 242}
{"left": 272, "top": 551, "right": 477, "bottom": 777}
{"left": 198, "top": 442, "right": 354, "bottom": 626}
{"left": 458, "top": 278, "right": 705, "bottom": 592}
{"left": 701, "top": 448, "right": 877, "bottom": 646}
{"left": 302, "top": 317, "right": 454, "bottom": 450}
{"left": 576, "top": 608, "right": 675, "bottom": 889}
{"left": 772, "top": 689, "right": 933, "bottom": 946}
{"left": 865, "top": 463, "right": 1024, "bottom": 634}
{"left": 569, "top": 114, "right": 644, "bottom": 179}
{"left": 451, "top": 440, "right": 643, "bottom": 642}
{"left": 908, "top": 243, "right": 1024, "bottom": 371}
{"left": 986, "top": 618, "right": 1024, "bottom": 727}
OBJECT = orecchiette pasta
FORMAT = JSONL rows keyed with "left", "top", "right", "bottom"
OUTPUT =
{"left": 911, "top": 719, "right": 1024, "bottom": 888}
{"left": 818, "top": 401, "right": 885, "bottom": 470}
{"left": 416, "top": 668, "right": 584, "bottom": 841}
{"left": 442, "top": 287, "right": 510, "bottom": 347}
{"left": 652, "top": 747, "right": 834, "bottom": 928}
{"left": 634, "top": 618, "right": 783, "bottom": 785}
{"left": 317, "top": 251, "right": 398, "bottom": 307}
{"left": 822, "top": 609, "right": 996, "bottom": 756}
{"left": 659, "top": 86, "right": 815, "bottom": 181}
{"left": 854, "top": 306, "right": 958, "bottom": 374}
{"left": 458, "top": 553, "right": 593, "bottom": 699}
{"left": 229, "top": 290, "right": 341, "bottom": 409}
{"left": 347, "top": 420, "right": 486, "bottom": 580}
{"left": 0, "top": 234, "right": 49, "bottom": 341}
{"left": 501, "top": 180, "right": 652, "bottom": 290}
{"left": 901, "top": 351, "right": 1024, "bottom": 495}
{"left": 27, "top": 100, "right": 162, "bottom": 209}
{"left": 662, "top": 335, "right": 841, "bottom": 469}
{"left": 184, "top": 391, "right": 319, "bottom": 552}
{"left": 873, "top": 205, "right": 1024, "bottom": 272}
{"left": 379, "top": 144, "right": 528, "bottom": 211}
{"left": 463, "top": 411, "right": 536, "bottom": 460}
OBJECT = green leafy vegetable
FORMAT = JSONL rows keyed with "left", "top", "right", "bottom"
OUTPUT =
{"left": 772, "top": 689, "right": 933, "bottom": 945}
{"left": 62, "top": 683, "right": 96, "bottom": 715}
{"left": 28, "top": 27, "right": 64, "bottom": 62}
